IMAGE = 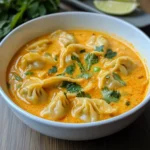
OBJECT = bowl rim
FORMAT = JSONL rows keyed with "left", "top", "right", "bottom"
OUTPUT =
{"left": 0, "top": 11, "right": 150, "bottom": 128}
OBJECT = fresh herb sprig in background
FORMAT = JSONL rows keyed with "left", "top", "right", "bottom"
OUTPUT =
{"left": 0, "top": 0, "right": 60, "bottom": 40}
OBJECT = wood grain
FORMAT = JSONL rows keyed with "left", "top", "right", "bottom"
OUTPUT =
{"left": 0, "top": 94, "right": 150, "bottom": 150}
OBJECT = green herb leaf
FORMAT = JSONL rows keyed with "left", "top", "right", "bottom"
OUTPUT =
{"left": 126, "top": 101, "right": 131, "bottom": 106}
{"left": 95, "top": 45, "right": 104, "bottom": 52}
{"left": 113, "top": 72, "right": 126, "bottom": 86}
{"left": 54, "top": 55, "right": 58, "bottom": 61}
{"left": 48, "top": 66, "right": 57, "bottom": 74}
{"left": 13, "top": 73, "right": 23, "bottom": 82}
{"left": 61, "top": 81, "right": 81, "bottom": 93}
{"left": 80, "top": 49, "right": 86, "bottom": 53}
{"left": 44, "top": 52, "right": 51, "bottom": 57}
{"left": 105, "top": 74, "right": 110, "bottom": 79}
{"left": 76, "top": 91, "right": 91, "bottom": 98}
{"left": 0, "top": 0, "right": 60, "bottom": 40}
{"left": 57, "top": 73, "right": 65, "bottom": 76}
{"left": 16, "top": 84, "right": 21, "bottom": 89}
{"left": 25, "top": 71, "right": 34, "bottom": 76}
{"left": 65, "top": 63, "right": 75, "bottom": 75}
{"left": 104, "top": 49, "right": 117, "bottom": 59}
{"left": 10, "top": 2, "right": 28, "bottom": 29}
{"left": 101, "top": 87, "right": 121, "bottom": 103}
{"left": 71, "top": 55, "right": 85, "bottom": 73}
{"left": 78, "top": 73, "right": 92, "bottom": 79}
{"left": 85, "top": 53, "right": 99, "bottom": 71}
{"left": 93, "top": 67, "right": 101, "bottom": 72}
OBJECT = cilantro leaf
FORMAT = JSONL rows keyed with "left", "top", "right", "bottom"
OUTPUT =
{"left": 78, "top": 73, "right": 92, "bottom": 79}
{"left": 13, "top": 73, "right": 23, "bottom": 81}
{"left": 76, "top": 91, "right": 91, "bottom": 98}
{"left": 71, "top": 55, "right": 85, "bottom": 73}
{"left": 80, "top": 49, "right": 86, "bottom": 53}
{"left": 48, "top": 66, "right": 57, "bottom": 74}
{"left": 61, "top": 81, "right": 81, "bottom": 93}
{"left": 101, "top": 87, "right": 121, "bottom": 103}
{"left": 65, "top": 63, "right": 75, "bottom": 75}
{"left": 104, "top": 49, "right": 117, "bottom": 59}
{"left": 85, "top": 53, "right": 99, "bottom": 71}
{"left": 113, "top": 72, "right": 126, "bottom": 86}
{"left": 95, "top": 45, "right": 104, "bottom": 52}
{"left": 25, "top": 71, "right": 34, "bottom": 76}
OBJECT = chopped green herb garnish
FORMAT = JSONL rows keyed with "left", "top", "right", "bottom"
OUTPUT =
{"left": 64, "top": 92, "right": 69, "bottom": 100}
{"left": 57, "top": 73, "right": 65, "bottom": 76}
{"left": 44, "top": 52, "right": 51, "bottom": 57}
{"left": 105, "top": 75, "right": 110, "bottom": 79}
{"left": 101, "top": 87, "right": 121, "bottom": 103}
{"left": 76, "top": 91, "right": 91, "bottom": 98}
{"left": 85, "top": 53, "right": 99, "bottom": 71}
{"left": 95, "top": 45, "right": 104, "bottom": 52}
{"left": 16, "top": 84, "right": 21, "bottom": 89}
{"left": 104, "top": 49, "right": 117, "bottom": 59}
{"left": 71, "top": 55, "right": 85, "bottom": 73}
{"left": 54, "top": 55, "right": 58, "bottom": 61}
{"left": 13, "top": 73, "right": 23, "bottom": 81}
{"left": 80, "top": 49, "right": 86, "bottom": 53}
{"left": 48, "top": 66, "right": 57, "bottom": 74}
{"left": 61, "top": 81, "right": 81, "bottom": 93}
{"left": 25, "top": 71, "right": 34, "bottom": 76}
{"left": 65, "top": 63, "right": 75, "bottom": 75}
{"left": 0, "top": 0, "right": 60, "bottom": 40}
{"left": 113, "top": 72, "right": 126, "bottom": 86}
{"left": 126, "top": 101, "right": 131, "bottom": 106}
{"left": 93, "top": 67, "right": 101, "bottom": 72}
{"left": 6, "top": 82, "right": 10, "bottom": 89}
{"left": 78, "top": 73, "right": 92, "bottom": 79}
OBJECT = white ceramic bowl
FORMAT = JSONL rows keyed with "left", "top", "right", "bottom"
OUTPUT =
{"left": 0, "top": 12, "right": 150, "bottom": 141}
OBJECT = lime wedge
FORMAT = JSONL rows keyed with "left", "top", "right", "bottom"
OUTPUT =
{"left": 93, "top": 0, "right": 139, "bottom": 15}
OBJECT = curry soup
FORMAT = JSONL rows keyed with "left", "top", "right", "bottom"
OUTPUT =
{"left": 7, "top": 30, "right": 149, "bottom": 123}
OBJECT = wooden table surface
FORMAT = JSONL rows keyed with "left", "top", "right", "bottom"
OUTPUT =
{"left": 1, "top": 3, "right": 150, "bottom": 150}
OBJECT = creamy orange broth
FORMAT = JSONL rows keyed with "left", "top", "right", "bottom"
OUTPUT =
{"left": 7, "top": 30, "right": 149, "bottom": 123}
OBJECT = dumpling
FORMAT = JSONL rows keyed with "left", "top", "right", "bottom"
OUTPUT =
{"left": 83, "top": 81, "right": 94, "bottom": 92}
{"left": 71, "top": 97, "right": 117, "bottom": 122}
{"left": 86, "top": 35, "right": 109, "bottom": 53}
{"left": 49, "top": 30, "right": 76, "bottom": 47}
{"left": 17, "top": 77, "right": 48, "bottom": 104}
{"left": 43, "top": 76, "right": 84, "bottom": 88}
{"left": 26, "top": 39, "right": 51, "bottom": 52}
{"left": 104, "top": 56, "right": 136, "bottom": 75}
{"left": 59, "top": 44, "right": 85, "bottom": 68}
{"left": 20, "top": 53, "right": 56, "bottom": 70}
{"left": 40, "top": 91, "right": 70, "bottom": 120}
{"left": 98, "top": 71, "right": 125, "bottom": 89}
